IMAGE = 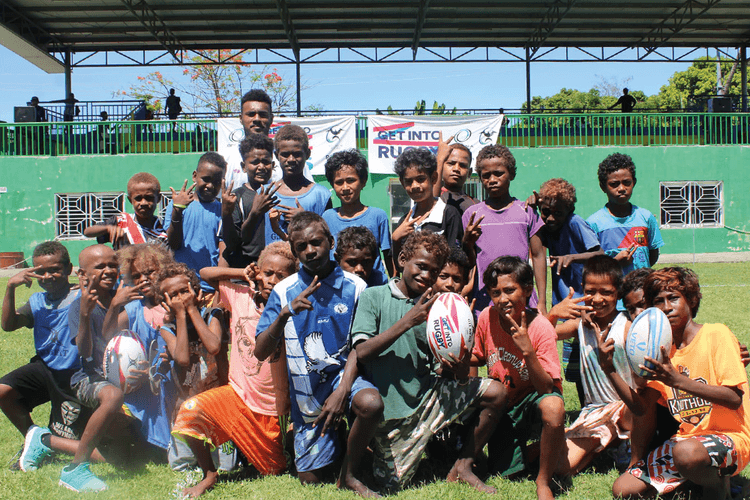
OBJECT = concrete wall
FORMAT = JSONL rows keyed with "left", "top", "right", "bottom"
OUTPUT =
{"left": 1, "top": 145, "right": 748, "bottom": 264}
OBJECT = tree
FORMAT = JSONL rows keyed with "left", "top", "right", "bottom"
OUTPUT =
{"left": 116, "top": 50, "right": 305, "bottom": 116}
{"left": 521, "top": 88, "right": 612, "bottom": 112}
{"left": 375, "top": 100, "right": 457, "bottom": 115}
{"left": 655, "top": 56, "right": 749, "bottom": 111}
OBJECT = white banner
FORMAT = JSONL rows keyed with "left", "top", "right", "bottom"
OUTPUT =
{"left": 366, "top": 115, "right": 504, "bottom": 174}
{"left": 218, "top": 115, "right": 357, "bottom": 187}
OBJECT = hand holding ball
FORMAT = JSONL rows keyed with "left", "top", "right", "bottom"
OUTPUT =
{"left": 103, "top": 330, "right": 148, "bottom": 394}
{"left": 426, "top": 293, "right": 475, "bottom": 363}
{"left": 625, "top": 307, "right": 673, "bottom": 378}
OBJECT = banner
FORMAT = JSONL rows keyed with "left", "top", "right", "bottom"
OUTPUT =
{"left": 218, "top": 115, "right": 357, "bottom": 186}
{"left": 366, "top": 115, "right": 504, "bottom": 174}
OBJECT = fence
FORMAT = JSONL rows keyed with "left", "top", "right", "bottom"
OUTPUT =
{"left": 1, "top": 112, "right": 749, "bottom": 158}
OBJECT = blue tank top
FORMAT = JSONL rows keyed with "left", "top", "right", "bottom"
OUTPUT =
{"left": 29, "top": 290, "right": 81, "bottom": 371}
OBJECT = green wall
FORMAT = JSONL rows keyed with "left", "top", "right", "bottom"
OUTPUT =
{"left": 1, "top": 146, "right": 748, "bottom": 265}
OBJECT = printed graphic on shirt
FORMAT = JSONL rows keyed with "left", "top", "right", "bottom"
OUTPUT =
{"left": 620, "top": 226, "right": 648, "bottom": 248}
{"left": 668, "top": 369, "right": 711, "bottom": 426}
{"left": 488, "top": 346, "right": 529, "bottom": 389}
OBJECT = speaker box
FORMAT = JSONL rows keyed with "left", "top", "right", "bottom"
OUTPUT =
{"left": 14, "top": 106, "right": 36, "bottom": 123}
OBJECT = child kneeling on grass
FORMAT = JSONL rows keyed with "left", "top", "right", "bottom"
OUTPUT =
{"left": 608, "top": 267, "right": 750, "bottom": 499}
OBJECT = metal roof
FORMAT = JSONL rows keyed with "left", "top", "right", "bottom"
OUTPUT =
{"left": 2, "top": 0, "right": 750, "bottom": 70}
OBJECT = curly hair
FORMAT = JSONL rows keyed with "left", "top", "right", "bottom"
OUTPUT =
{"left": 241, "top": 89, "right": 273, "bottom": 110}
{"left": 258, "top": 241, "right": 297, "bottom": 273}
{"left": 117, "top": 243, "right": 174, "bottom": 284}
{"left": 274, "top": 124, "right": 309, "bottom": 151}
{"left": 335, "top": 226, "right": 378, "bottom": 260}
{"left": 448, "top": 143, "right": 473, "bottom": 165}
{"left": 483, "top": 256, "right": 534, "bottom": 291}
{"left": 32, "top": 241, "right": 71, "bottom": 267}
{"left": 127, "top": 172, "right": 161, "bottom": 196}
{"left": 582, "top": 255, "right": 623, "bottom": 292}
{"left": 155, "top": 262, "right": 201, "bottom": 302}
{"left": 287, "top": 211, "right": 332, "bottom": 241}
{"left": 597, "top": 152, "right": 636, "bottom": 190}
{"left": 238, "top": 133, "right": 273, "bottom": 160}
{"left": 198, "top": 151, "right": 228, "bottom": 172}
{"left": 325, "top": 149, "right": 368, "bottom": 185}
{"left": 446, "top": 246, "right": 471, "bottom": 281}
{"left": 400, "top": 232, "right": 450, "bottom": 269}
{"left": 620, "top": 267, "right": 653, "bottom": 298}
{"left": 394, "top": 148, "right": 437, "bottom": 179}
{"left": 475, "top": 144, "right": 516, "bottom": 177}
{"left": 538, "top": 178, "right": 577, "bottom": 212}
{"left": 643, "top": 267, "right": 702, "bottom": 318}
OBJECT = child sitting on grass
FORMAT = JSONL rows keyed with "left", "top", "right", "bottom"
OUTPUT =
{"left": 323, "top": 148, "right": 393, "bottom": 281}
{"left": 84, "top": 172, "right": 167, "bottom": 249}
{"left": 609, "top": 267, "right": 750, "bottom": 499}
{"left": 470, "top": 256, "right": 564, "bottom": 500}
{"left": 334, "top": 225, "right": 381, "bottom": 286}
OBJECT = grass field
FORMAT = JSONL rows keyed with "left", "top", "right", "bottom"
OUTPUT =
{"left": 1, "top": 262, "right": 749, "bottom": 499}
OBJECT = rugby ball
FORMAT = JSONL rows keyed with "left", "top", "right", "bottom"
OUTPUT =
{"left": 103, "top": 330, "right": 148, "bottom": 394}
{"left": 426, "top": 293, "right": 475, "bottom": 362}
{"left": 625, "top": 307, "right": 673, "bottom": 378}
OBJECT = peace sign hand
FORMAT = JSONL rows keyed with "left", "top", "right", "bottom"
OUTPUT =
{"left": 403, "top": 287, "right": 439, "bottom": 328}
{"left": 221, "top": 181, "right": 237, "bottom": 218}
{"left": 592, "top": 321, "right": 616, "bottom": 374}
{"left": 250, "top": 181, "right": 281, "bottom": 219}
{"left": 79, "top": 272, "right": 101, "bottom": 316}
{"left": 8, "top": 265, "right": 43, "bottom": 290}
{"left": 506, "top": 311, "right": 533, "bottom": 357}
{"left": 615, "top": 243, "right": 637, "bottom": 264}
{"left": 548, "top": 287, "right": 593, "bottom": 321}
{"left": 170, "top": 180, "right": 196, "bottom": 208}
{"left": 277, "top": 199, "right": 305, "bottom": 220}
{"left": 436, "top": 131, "right": 455, "bottom": 165}
{"left": 393, "top": 210, "right": 430, "bottom": 243}
{"left": 462, "top": 211, "right": 485, "bottom": 246}
{"left": 288, "top": 276, "right": 320, "bottom": 316}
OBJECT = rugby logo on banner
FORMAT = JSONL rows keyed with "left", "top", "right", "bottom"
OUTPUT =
{"left": 219, "top": 115, "right": 357, "bottom": 187}
{"left": 366, "top": 115, "right": 504, "bottom": 174}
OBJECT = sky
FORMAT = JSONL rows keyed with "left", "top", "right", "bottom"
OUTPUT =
{"left": 0, "top": 46, "right": 694, "bottom": 122}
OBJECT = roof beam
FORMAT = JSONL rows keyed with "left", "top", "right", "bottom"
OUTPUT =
{"left": 412, "top": 0, "right": 431, "bottom": 59}
{"left": 526, "top": 0, "right": 577, "bottom": 57}
{"left": 637, "top": 0, "right": 722, "bottom": 56}
{"left": 0, "top": 1, "right": 65, "bottom": 72}
{"left": 118, "top": 0, "right": 185, "bottom": 62}
{"left": 275, "top": 0, "right": 300, "bottom": 62}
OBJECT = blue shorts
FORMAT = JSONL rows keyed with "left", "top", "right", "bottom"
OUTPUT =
{"left": 293, "top": 375, "right": 375, "bottom": 473}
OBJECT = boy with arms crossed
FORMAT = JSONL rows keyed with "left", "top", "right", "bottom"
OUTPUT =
{"left": 255, "top": 212, "right": 383, "bottom": 496}
{"left": 353, "top": 232, "right": 506, "bottom": 493}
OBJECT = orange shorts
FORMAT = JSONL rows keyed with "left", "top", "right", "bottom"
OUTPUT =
{"left": 172, "top": 384, "right": 286, "bottom": 475}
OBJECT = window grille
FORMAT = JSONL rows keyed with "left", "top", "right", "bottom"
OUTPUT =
{"left": 55, "top": 192, "right": 125, "bottom": 240}
{"left": 659, "top": 181, "right": 723, "bottom": 228}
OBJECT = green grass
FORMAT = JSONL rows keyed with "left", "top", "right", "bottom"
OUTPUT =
{"left": 0, "top": 263, "right": 749, "bottom": 499}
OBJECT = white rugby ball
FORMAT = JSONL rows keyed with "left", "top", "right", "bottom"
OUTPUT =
{"left": 426, "top": 293, "right": 475, "bottom": 362}
{"left": 625, "top": 307, "right": 673, "bottom": 378}
{"left": 103, "top": 330, "right": 148, "bottom": 394}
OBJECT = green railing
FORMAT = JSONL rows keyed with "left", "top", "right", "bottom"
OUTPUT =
{"left": 1, "top": 113, "right": 749, "bottom": 158}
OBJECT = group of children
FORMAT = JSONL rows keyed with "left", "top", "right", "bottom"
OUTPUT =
{"left": 2, "top": 93, "right": 749, "bottom": 499}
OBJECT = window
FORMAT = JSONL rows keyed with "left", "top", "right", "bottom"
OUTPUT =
{"left": 55, "top": 191, "right": 173, "bottom": 240}
{"left": 659, "top": 181, "right": 723, "bottom": 228}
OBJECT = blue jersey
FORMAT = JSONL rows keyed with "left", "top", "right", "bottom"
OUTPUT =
{"left": 586, "top": 205, "right": 664, "bottom": 276}
{"left": 257, "top": 264, "right": 366, "bottom": 425}
{"left": 164, "top": 199, "right": 222, "bottom": 292}
{"left": 539, "top": 214, "right": 601, "bottom": 305}
{"left": 265, "top": 183, "right": 331, "bottom": 244}
{"left": 323, "top": 206, "right": 391, "bottom": 286}
{"left": 26, "top": 289, "right": 80, "bottom": 371}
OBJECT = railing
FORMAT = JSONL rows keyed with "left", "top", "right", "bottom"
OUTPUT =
{"left": 1, "top": 112, "right": 748, "bottom": 158}
{"left": 38, "top": 100, "right": 147, "bottom": 122}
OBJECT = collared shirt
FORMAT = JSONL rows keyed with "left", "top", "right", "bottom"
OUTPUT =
{"left": 397, "top": 197, "right": 464, "bottom": 248}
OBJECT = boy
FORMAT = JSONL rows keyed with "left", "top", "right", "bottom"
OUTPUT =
{"left": 84, "top": 172, "right": 167, "bottom": 249}
{"left": 555, "top": 256, "right": 635, "bottom": 476}
{"left": 462, "top": 145, "right": 547, "bottom": 316}
{"left": 255, "top": 212, "right": 383, "bottom": 496}
{"left": 0, "top": 242, "right": 94, "bottom": 471}
{"left": 323, "top": 148, "right": 393, "bottom": 280}
{"left": 434, "top": 246, "right": 472, "bottom": 297}
{"left": 222, "top": 133, "right": 280, "bottom": 268}
{"left": 471, "top": 256, "right": 565, "bottom": 500}
{"left": 265, "top": 125, "right": 332, "bottom": 244}
{"left": 225, "top": 89, "right": 275, "bottom": 189}
{"left": 169, "top": 242, "right": 297, "bottom": 497}
{"left": 391, "top": 148, "right": 463, "bottom": 262}
{"left": 586, "top": 153, "right": 663, "bottom": 275}
{"left": 536, "top": 178, "right": 602, "bottom": 405}
{"left": 432, "top": 132, "right": 477, "bottom": 215}
{"left": 165, "top": 152, "right": 227, "bottom": 292}
{"left": 609, "top": 268, "right": 750, "bottom": 499}
{"left": 353, "top": 232, "right": 506, "bottom": 493}
{"left": 62, "top": 244, "right": 129, "bottom": 492}
{"left": 334, "top": 225, "right": 382, "bottom": 286}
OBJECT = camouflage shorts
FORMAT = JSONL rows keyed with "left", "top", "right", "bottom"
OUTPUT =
{"left": 372, "top": 376, "right": 492, "bottom": 491}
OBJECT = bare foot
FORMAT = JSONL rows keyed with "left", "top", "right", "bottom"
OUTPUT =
{"left": 447, "top": 461, "right": 497, "bottom": 494}
{"left": 536, "top": 482, "right": 555, "bottom": 500}
{"left": 182, "top": 471, "right": 218, "bottom": 498}
{"left": 338, "top": 475, "right": 381, "bottom": 498}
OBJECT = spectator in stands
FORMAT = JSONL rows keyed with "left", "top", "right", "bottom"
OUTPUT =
{"left": 609, "top": 88, "right": 637, "bottom": 113}
{"left": 166, "top": 89, "right": 182, "bottom": 132}
{"left": 62, "top": 93, "right": 80, "bottom": 122}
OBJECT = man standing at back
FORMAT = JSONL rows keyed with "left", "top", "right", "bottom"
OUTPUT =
{"left": 224, "top": 89, "right": 275, "bottom": 189}
{"left": 609, "top": 88, "right": 637, "bottom": 113}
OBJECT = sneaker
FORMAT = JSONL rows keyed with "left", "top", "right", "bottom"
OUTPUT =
{"left": 59, "top": 462, "right": 108, "bottom": 492}
{"left": 19, "top": 425, "right": 52, "bottom": 472}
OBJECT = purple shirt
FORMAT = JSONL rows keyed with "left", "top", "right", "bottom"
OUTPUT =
{"left": 462, "top": 199, "right": 544, "bottom": 310}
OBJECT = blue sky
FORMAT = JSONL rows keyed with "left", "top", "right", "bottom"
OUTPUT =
{"left": 0, "top": 46, "right": 693, "bottom": 122}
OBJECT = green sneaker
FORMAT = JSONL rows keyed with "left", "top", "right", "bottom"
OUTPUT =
{"left": 19, "top": 425, "right": 52, "bottom": 472}
{"left": 59, "top": 462, "right": 108, "bottom": 492}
